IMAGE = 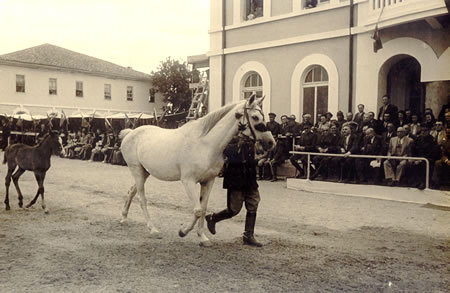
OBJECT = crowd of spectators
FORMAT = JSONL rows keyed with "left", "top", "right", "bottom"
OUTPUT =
{"left": 256, "top": 95, "right": 450, "bottom": 190}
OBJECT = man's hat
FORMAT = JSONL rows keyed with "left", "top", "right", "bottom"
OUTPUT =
{"left": 289, "top": 114, "right": 296, "bottom": 120}
{"left": 281, "top": 114, "right": 288, "bottom": 119}
{"left": 268, "top": 112, "right": 276, "bottom": 117}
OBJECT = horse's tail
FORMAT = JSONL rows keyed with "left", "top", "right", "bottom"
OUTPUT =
{"left": 119, "top": 128, "right": 133, "bottom": 140}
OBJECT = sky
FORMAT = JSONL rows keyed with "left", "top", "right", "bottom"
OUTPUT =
{"left": 0, "top": 0, "right": 210, "bottom": 74}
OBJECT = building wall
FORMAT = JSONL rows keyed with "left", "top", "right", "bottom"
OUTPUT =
{"left": 223, "top": 36, "right": 350, "bottom": 117}
{"left": 209, "top": 0, "right": 449, "bottom": 120}
{"left": 0, "top": 64, "right": 163, "bottom": 114}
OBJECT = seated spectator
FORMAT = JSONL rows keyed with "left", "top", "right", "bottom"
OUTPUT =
{"left": 423, "top": 113, "right": 435, "bottom": 129}
{"left": 310, "top": 125, "right": 339, "bottom": 180}
{"left": 397, "top": 111, "right": 407, "bottom": 127}
{"left": 89, "top": 133, "right": 106, "bottom": 162}
{"left": 355, "top": 128, "right": 382, "bottom": 184}
{"left": 36, "top": 123, "right": 47, "bottom": 144}
{"left": 381, "top": 122, "right": 396, "bottom": 155}
{"left": 101, "top": 132, "right": 116, "bottom": 163}
{"left": 325, "top": 112, "right": 333, "bottom": 122}
{"left": 331, "top": 124, "right": 359, "bottom": 182}
{"left": 316, "top": 114, "right": 330, "bottom": 134}
{"left": 432, "top": 122, "right": 449, "bottom": 189}
{"left": 336, "top": 111, "right": 345, "bottom": 131}
{"left": 431, "top": 121, "right": 445, "bottom": 146}
{"left": 289, "top": 123, "right": 317, "bottom": 178}
{"left": 383, "top": 127, "right": 413, "bottom": 186}
{"left": 409, "top": 114, "right": 421, "bottom": 136}
{"left": 78, "top": 131, "right": 93, "bottom": 160}
{"left": 346, "top": 112, "right": 354, "bottom": 123}
{"left": 408, "top": 127, "right": 439, "bottom": 189}
{"left": 405, "top": 109, "right": 412, "bottom": 124}
{"left": 110, "top": 135, "right": 126, "bottom": 165}
{"left": 64, "top": 134, "right": 78, "bottom": 159}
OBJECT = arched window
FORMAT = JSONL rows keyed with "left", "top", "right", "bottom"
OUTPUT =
{"left": 243, "top": 72, "right": 263, "bottom": 99}
{"left": 302, "top": 65, "right": 329, "bottom": 123}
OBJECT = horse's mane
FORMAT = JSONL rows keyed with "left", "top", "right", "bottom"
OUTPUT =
{"left": 36, "top": 131, "right": 58, "bottom": 148}
{"left": 196, "top": 101, "right": 242, "bottom": 137}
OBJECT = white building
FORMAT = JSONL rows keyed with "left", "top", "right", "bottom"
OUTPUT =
{"left": 0, "top": 43, "right": 163, "bottom": 117}
{"left": 202, "top": 0, "right": 449, "bottom": 120}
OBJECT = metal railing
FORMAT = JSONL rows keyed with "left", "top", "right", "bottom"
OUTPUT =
{"left": 289, "top": 151, "right": 430, "bottom": 189}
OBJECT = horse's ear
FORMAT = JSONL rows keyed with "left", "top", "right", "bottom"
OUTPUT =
{"left": 257, "top": 95, "right": 265, "bottom": 106}
{"left": 247, "top": 93, "right": 256, "bottom": 108}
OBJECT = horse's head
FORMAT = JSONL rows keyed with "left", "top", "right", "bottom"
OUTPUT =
{"left": 235, "top": 95, "right": 276, "bottom": 151}
{"left": 47, "top": 130, "right": 65, "bottom": 156}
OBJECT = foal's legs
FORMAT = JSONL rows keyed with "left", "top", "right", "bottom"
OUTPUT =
{"left": 26, "top": 171, "right": 48, "bottom": 214}
{"left": 11, "top": 168, "right": 26, "bottom": 208}
{"left": 4, "top": 165, "right": 16, "bottom": 211}
{"left": 127, "top": 165, "right": 161, "bottom": 238}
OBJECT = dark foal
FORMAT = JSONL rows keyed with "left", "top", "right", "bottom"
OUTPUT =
{"left": 3, "top": 130, "right": 63, "bottom": 213}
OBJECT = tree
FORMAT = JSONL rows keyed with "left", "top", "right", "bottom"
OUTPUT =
{"left": 150, "top": 57, "right": 197, "bottom": 112}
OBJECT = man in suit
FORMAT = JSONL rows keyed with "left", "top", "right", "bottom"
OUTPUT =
{"left": 310, "top": 125, "right": 339, "bottom": 180}
{"left": 331, "top": 125, "right": 359, "bottom": 182}
{"left": 289, "top": 123, "right": 317, "bottom": 178}
{"left": 377, "top": 95, "right": 398, "bottom": 122}
{"left": 266, "top": 112, "right": 281, "bottom": 137}
{"left": 383, "top": 127, "right": 413, "bottom": 186}
{"left": 380, "top": 122, "right": 396, "bottom": 155}
{"left": 353, "top": 104, "right": 365, "bottom": 125}
{"left": 409, "top": 127, "right": 439, "bottom": 189}
{"left": 355, "top": 128, "right": 382, "bottom": 183}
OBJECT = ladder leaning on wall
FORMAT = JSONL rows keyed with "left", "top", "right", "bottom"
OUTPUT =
{"left": 186, "top": 75, "right": 208, "bottom": 121}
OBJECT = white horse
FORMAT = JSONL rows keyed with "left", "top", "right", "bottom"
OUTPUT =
{"left": 119, "top": 95, "right": 275, "bottom": 246}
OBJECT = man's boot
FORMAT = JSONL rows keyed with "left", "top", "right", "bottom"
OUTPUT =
{"left": 269, "top": 163, "right": 277, "bottom": 182}
{"left": 243, "top": 212, "right": 263, "bottom": 247}
{"left": 205, "top": 209, "right": 232, "bottom": 235}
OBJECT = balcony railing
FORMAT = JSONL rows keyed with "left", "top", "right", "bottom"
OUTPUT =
{"left": 371, "top": 0, "right": 405, "bottom": 11}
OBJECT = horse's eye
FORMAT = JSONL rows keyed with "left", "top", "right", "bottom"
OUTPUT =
{"left": 252, "top": 115, "right": 259, "bottom": 121}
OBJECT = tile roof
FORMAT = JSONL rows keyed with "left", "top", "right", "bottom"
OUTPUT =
{"left": 0, "top": 43, "right": 151, "bottom": 81}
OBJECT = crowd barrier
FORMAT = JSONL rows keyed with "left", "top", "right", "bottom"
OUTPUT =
{"left": 289, "top": 151, "right": 430, "bottom": 189}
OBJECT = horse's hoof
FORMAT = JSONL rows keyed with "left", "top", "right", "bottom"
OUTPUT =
{"left": 199, "top": 240, "right": 213, "bottom": 247}
{"left": 44, "top": 210, "right": 49, "bottom": 214}
{"left": 18, "top": 203, "right": 23, "bottom": 208}
{"left": 149, "top": 231, "right": 162, "bottom": 239}
{"left": 179, "top": 229, "right": 186, "bottom": 238}
{"left": 5, "top": 206, "right": 10, "bottom": 211}
{"left": 119, "top": 218, "right": 128, "bottom": 225}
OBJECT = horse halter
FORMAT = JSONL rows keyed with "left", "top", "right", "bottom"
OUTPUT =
{"left": 238, "top": 106, "right": 267, "bottom": 141}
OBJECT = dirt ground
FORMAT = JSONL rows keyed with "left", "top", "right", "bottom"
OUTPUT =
{"left": 0, "top": 155, "right": 449, "bottom": 293}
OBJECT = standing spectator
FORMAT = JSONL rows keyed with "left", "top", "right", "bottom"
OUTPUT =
{"left": 383, "top": 127, "right": 413, "bottom": 186}
{"left": 377, "top": 95, "right": 398, "bottom": 122}
{"left": 205, "top": 136, "right": 263, "bottom": 247}
{"left": 289, "top": 123, "right": 317, "bottom": 178}
{"left": 1, "top": 117, "right": 11, "bottom": 150}
{"left": 266, "top": 137, "right": 286, "bottom": 182}
{"left": 36, "top": 123, "right": 47, "bottom": 144}
{"left": 266, "top": 112, "right": 281, "bottom": 137}
{"left": 353, "top": 104, "right": 365, "bottom": 125}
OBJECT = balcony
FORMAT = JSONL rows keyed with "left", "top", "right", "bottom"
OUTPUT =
{"left": 364, "top": 0, "right": 448, "bottom": 28}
